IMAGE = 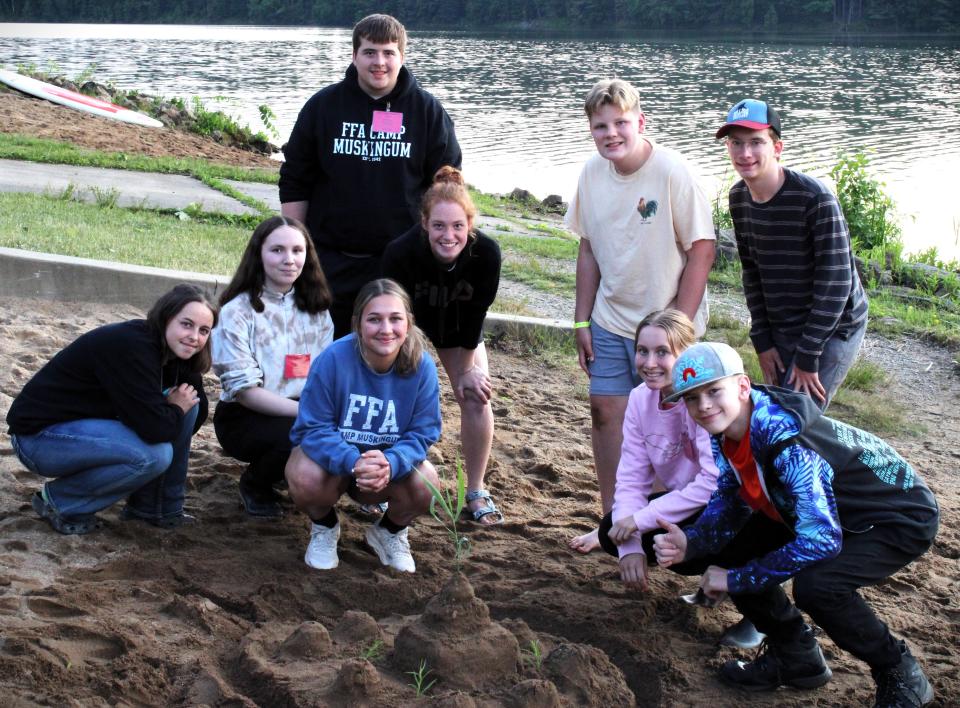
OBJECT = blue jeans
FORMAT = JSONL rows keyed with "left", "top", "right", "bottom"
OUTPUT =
{"left": 11, "top": 406, "right": 199, "bottom": 521}
{"left": 772, "top": 318, "right": 868, "bottom": 411}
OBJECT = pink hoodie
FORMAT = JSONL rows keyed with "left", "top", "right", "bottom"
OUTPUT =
{"left": 612, "top": 384, "right": 720, "bottom": 558}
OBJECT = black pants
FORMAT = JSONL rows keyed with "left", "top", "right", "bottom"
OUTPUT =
{"left": 317, "top": 248, "right": 382, "bottom": 339}
{"left": 722, "top": 513, "right": 938, "bottom": 670}
{"left": 213, "top": 401, "right": 296, "bottom": 491}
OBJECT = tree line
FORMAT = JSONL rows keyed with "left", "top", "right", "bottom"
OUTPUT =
{"left": 4, "top": 0, "right": 959, "bottom": 32}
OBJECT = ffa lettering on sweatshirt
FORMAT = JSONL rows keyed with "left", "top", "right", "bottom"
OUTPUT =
{"left": 290, "top": 334, "right": 441, "bottom": 480}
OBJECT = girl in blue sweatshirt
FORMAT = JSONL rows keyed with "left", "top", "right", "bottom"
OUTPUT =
{"left": 286, "top": 278, "right": 441, "bottom": 573}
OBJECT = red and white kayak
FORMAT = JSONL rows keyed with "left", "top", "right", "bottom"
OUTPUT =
{"left": 0, "top": 69, "right": 164, "bottom": 129}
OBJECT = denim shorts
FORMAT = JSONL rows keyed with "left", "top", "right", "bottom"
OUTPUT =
{"left": 588, "top": 322, "right": 641, "bottom": 396}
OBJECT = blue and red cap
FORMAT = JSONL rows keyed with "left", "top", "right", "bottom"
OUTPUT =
{"left": 664, "top": 342, "right": 745, "bottom": 404}
{"left": 715, "top": 99, "right": 782, "bottom": 139}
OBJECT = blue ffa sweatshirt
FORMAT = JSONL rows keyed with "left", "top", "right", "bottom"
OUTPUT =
{"left": 289, "top": 334, "right": 441, "bottom": 480}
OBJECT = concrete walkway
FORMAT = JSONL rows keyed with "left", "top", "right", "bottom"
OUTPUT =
{"left": 0, "top": 158, "right": 571, "bottom": 338}
{"left": 2, "top": 159, "right": 565, "bottom": 238}
{"left": 0, "top": 159, "right": 258, "bottom": 215}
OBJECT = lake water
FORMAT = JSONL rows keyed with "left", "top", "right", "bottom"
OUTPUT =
{"left": 3, "top": 23, "right": 960, "bottom": 259}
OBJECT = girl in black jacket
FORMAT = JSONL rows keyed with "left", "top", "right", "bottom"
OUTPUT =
{"left": 382, "top": 166, "right": 503, "bottom": 524}
{"left": 7, "top": 285, "right": 217, "bottom": 534}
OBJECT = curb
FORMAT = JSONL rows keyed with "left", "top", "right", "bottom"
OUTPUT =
{"left": 0, "top": 247, "right": 572, "bottom": 342}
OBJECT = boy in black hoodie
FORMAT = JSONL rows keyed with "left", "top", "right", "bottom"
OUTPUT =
{"left": 280, "top": 14, "right": 462, "bottom": 336}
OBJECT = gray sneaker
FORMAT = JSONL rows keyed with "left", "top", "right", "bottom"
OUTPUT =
{"left": 365, "top": 523, "right": 415, "bottom": 573}
{"left": 304, "top": 522, "right": 340, "bottom": 570}
{"left": 720, "top": 617, "right": 766, "bottom": 649}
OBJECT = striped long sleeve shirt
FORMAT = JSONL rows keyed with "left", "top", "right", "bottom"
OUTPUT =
{"left": 730, "top": 168, "right": 868, "bottom": 372}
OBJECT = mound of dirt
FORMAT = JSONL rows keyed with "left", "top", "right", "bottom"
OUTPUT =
{"left": 0, "top": 89, "right": 279, "bottom": 170}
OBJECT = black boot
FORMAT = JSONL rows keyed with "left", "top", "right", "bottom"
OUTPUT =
{"left": 872, "top": 642, "right": 934, "bottom": 707}
{"left": 720, "top": 625, "right": 832, "bottom": 691}
{"left": 238, "top": 467, "right": 283, "bottom": 518}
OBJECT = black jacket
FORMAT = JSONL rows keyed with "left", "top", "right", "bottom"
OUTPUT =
{"left": 7, "top": 320, "right": 208, "bottom": 444}
{"left": 382, "top": 225, "right": 501, "bottom": 349}
{"left": 279, "top": 64, "right": 461, "bottom": 256}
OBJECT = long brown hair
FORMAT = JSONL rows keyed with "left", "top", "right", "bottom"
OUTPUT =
{"left": 147, "top": 284, "right": 218, "bottom": 373}
{"left": 351, "top": 278, "right": 426, "bottom": 376}
{"left": 219, "top": 215, "right": 332, "bottom": 314}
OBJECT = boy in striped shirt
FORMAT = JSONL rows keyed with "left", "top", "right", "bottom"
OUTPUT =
{"left": 717, "top": 99, "right": 868, "bottom": 409}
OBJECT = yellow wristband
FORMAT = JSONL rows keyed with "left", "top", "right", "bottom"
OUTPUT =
{"left": 573, "top": 321, "right": 590, "bottom": 329}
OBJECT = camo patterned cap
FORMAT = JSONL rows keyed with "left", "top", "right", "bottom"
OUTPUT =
{"left": 664, "top": 342, "right": 745, "bottom": 404}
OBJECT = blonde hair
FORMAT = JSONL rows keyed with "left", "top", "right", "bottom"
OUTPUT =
{"left": 634, "top": 309, "right": 696, "bottom": 356}
{"left": 584, "top": 79, "right": 641, "bottom": 119}
{"left": 420, "top": 166, "right": 478, "bottom": 238}
{"left": 351, "top": 278, "right": 426, "bottom": 376}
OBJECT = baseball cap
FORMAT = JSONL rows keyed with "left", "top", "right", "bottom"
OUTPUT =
{"left": 715, "top": 99, "right": 781, "bottom": 139}
{"left": 663, "top": 342, "right": 745, "bottom": 404}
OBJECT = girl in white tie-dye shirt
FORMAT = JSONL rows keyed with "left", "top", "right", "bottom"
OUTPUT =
{"left": 212, "top": 216, "right": 334, "bottom": 519}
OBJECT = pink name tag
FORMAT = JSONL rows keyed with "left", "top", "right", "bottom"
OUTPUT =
{"left": 284, "top": 354, "right": 311, "bottom": 379}
{"left": 372, "top": 110, "right": 403, "bottom": 134}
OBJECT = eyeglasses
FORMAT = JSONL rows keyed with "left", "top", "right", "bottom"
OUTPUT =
{"left": 725, "top": 138, "right": 773, "bottom": 151}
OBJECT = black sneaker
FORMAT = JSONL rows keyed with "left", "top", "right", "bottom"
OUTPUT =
{"left": 872, "top": 643, "right": 934, "bottom": 707}
{"left": 720, "top": 627, "right": 832, "bottom": 692}
{"left": 239, "top": 471, "right": 283, "bottom": 519}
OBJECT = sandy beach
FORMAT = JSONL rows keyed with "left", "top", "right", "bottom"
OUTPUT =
{"left": 1, "top": 92, "right": 958, "bottom": 706}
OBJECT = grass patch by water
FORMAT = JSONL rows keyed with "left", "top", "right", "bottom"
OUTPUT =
{"left": 501, "top": 259, "right": 576, "bottom": 295}
{"left": 0, "top": 133, "right": 278, "bottom": 184}
{"left": 0, "top": 192, "right": 246, "bottom": 274}
{"left": 866, "top": 289, "right": 960, "bottom": 348}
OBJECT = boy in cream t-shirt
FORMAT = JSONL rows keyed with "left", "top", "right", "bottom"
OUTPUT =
{"left": 565, "top": 78, "right": 715, "bottom": 553}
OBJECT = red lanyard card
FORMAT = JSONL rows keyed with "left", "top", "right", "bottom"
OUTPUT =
{"left": 372, "top": 110, "right": 403, "bottom": 134}
{"left": 284, "top": 354, "right": 311, "bottom": 379}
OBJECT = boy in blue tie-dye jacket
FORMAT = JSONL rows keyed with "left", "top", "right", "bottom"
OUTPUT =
{"left": 654, "top": 342, "right": 938, "bottom": 708}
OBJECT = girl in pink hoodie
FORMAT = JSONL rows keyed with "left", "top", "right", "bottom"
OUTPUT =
{"left": 597, "top": 309, "right": 760, "bottom": 648}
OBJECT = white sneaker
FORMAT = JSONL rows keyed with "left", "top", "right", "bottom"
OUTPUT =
{"left": 304, "top": 521, "right": 340, "bottom": 570}
{"left": 365, "top": 523, "right": 415, "bottom": 573}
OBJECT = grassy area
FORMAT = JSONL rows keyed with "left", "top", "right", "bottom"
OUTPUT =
{"left": 703, "top": 310, "right": 909, "bottom": 434}
{"left": 0, "top": 192, "right": 246, "bottom": 274}
{"left": 468, "top": 188, "right": 510, "bottom": 219}
{"left": 0, "top": 133, "right": 278, "bottom": 184}
{"left": 501, "top": 259, "right": 576, "bottom": 295}
{"left": 865, "top": 289, "right": 960, "bottom": 348}
{"left": 490, "top": 232, "right": 578, "bottom": 260}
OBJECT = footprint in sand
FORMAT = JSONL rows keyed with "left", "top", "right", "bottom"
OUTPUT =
{"left": 41, "top": 626, "right": 127, "bottom": 666}
{"left": 524, "top": 462, "right": 561, "bottom": 483}
{"left": 27, "top": 597, "right": 87, "bottom": 619}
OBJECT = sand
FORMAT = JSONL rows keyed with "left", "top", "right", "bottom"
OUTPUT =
{"left": 1, "top": 90, "right": 958, "bottom": 706}
{"left": 1, "top": 298, "right": 958, "bottom": 706}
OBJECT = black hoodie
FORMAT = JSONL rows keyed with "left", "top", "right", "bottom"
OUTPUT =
{"left": 279, "top": 64, "right": 461, "bottom": 256}
{"left": 7, "top": 320, "right": 208, "bottom": 444}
